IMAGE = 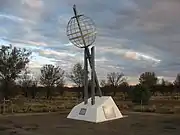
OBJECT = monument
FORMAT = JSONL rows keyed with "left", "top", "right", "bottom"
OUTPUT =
{"left": 66, "top": 5, "right": 124, "bottom": 123}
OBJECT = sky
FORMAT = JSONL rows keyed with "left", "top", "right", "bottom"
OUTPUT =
{"left": 0, "top": 0, "right": 180, "bottom": 85}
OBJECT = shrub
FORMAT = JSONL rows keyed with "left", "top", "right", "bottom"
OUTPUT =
{"left": 131, "top": 84, "right": 151, "bottom": 104}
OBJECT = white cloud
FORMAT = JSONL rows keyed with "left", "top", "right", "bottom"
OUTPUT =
{"left": 39, "top": 49, "right": 76, "bottom": 57}
{"left": 22, "top": 0, "right": 44, "bottom": 9}
{"left": 28, "top": 52, "right": 56, "bottom": 69}
{"left": 0, "top": 0, "right": 180, "bottom": 85}
{"left": 125, "top": 51, "right": 161, "bottom": 63}
{"left": 97, "top": 46, "right": 161, "bottom": 63}
{"left": 0, "top": 13, "right": 35, "bottom": 24}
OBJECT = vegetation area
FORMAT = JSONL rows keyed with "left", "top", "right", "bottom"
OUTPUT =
{"left": 0, "top": 45, "right": 180, "bottom": 114}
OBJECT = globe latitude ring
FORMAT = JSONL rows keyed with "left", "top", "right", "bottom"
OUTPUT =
{"left": 66, "top": 14, "right": 97, "bottom": 48}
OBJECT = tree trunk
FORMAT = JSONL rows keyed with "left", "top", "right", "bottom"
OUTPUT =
{"left": 24, "top": 88, "right": 28, "bottom": 97}
{"left": 46, "top": 87, "right": 51, "bottom": 99}
{"left": 77, "top": 91, "right": 81, "bottom": 100}
{"left": 113, "top": 91, "right": 116, "bottom": 97}
{"left": 31, "top": 88, "right": 35, "bottom": 99}
{"left": 77, "top": 87, "right": 82, "bottom": 101}
{"left": 3, "top": 80, "right": 9, "bottom": 100}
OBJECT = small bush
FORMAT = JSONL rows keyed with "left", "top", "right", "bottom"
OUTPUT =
{"left": 131, "top": 84, "right": 151, "bottom": 104}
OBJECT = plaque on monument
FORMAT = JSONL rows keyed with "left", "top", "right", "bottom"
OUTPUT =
{"left": 102, "top": 106, "right": 116, "bottom": 119}
{"left": 79, "top": 108, "right": 87, "bottom": 115}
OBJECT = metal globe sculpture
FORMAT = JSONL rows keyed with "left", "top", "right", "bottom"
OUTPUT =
{"left": 66, "top": 6, "right": 96, "bottom": 48}
{"left": 66, "top": 5, "right": 124, "bottom": 123}
{"left": 67, "top": 15, "right": 96, "bottom": 48}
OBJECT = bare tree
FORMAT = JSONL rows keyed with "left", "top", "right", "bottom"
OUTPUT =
{"left": 174, "top": 73, "right": 180, "bottom": 92}
{"left": 139, "top": 72, "right": 158, "bottom": 89}
{"left": 100, "top": 79, "right": 107, "bottom": 87}
{"left": 161, "top": 78, "right": 171, "bottom": 86}
{"left": 174, "top": 73, "right": 180, "bottom": 86}
{"left": 68, "top": 63, "right": 84, "bottom": 87}
{"left": 31, "top": 77, "right": 38, "bottom": 99}
{"left": 40, "top": 64, "right": 65, "bottom": 99}
{"left": 0, "top": 45, "right": 31, "bottom": 99}
{"left": 18, "top": 68, "right": 34, "bottom": 97}
{"left": 107, "top": 72, "right": 126, "bottom": 87}
{"left": 106, "top": 72, "right": 126, "bottom": 96}
{"left": 67, "top": 63, "right": 86, "bottom": 100}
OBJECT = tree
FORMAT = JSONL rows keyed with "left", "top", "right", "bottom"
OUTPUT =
{"left": 139, "top": 72, "right": 158, "bottom": 90}
{"left": 160, "top": 78, "right": 171, "bottom": 86}
{"left": 18, "top": 69, "right": 38, "bottom": 98}
{"left": 174, "top": 73, "right": 180, "bottom": 92}
{"left": 119, "top": 82, "right": 130, "bottom": 100}
{"left": 40, "top": 64, "right": 65, "bottom": 99}
{"left": 156, "top": 79, "right": 173, "bottom": 94}
{"left": 119, "top": 82, "right": 129, "bottom": 92}
{"left": 68, "top": 63, "right": 86, "bottom": 100}
{"left": 30, "top": 78, "right": 38, "bottom": 99}
{"left": 107, "top": 72, "right": 126, "bottom": 96}
{"left": 174, "top": 74, "right": 180, "bottom": 85}
{"left": 18, "top": 68, "right": 34, "bottom": 97}
{"left": 0, "top": 45, "right": 31, "bottom": 99}
{"left": 68, "top": 63, "right": 84, "bottom": 87}
{"left": 161, "top": 78, "right": 166, "bottom": 86}
{"left": 107, "top": 72, "right": 126, "bottom": 87}
{"left": 131, "top": 84, "right": 151, "bottom": 104}
{"left": 100, "top": 79, "right": 107, "bottom": 87}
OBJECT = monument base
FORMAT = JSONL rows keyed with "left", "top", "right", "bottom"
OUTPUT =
{"left": 67, "top": 96, "right": 124, "bottom": 123}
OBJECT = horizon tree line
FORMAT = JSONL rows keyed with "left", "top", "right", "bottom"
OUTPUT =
{"left": 0, "top": 45, "right": 180, "bottom": 100}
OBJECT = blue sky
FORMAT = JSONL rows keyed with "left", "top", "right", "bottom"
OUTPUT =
{"left": 0, "top": 0, "right": 180, "bottom": 85}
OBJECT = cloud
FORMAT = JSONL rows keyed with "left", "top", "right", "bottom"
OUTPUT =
{"left": 124, "top": 51, "right": 161, "bottom": 63}
{"left": 2, "top": 38, "right": 47, "bottom": 47}
{"left": 22, "top": 0, "right": 44, "bottom": 9}
{"left": 0, "top": 13, "right": 35, "bottom": 24}
{"left": 0, "top": 0, "right": 180, "bottom": 85}
{"left": 28, "top": 52, "right": 56, "bottom": 68}
{"left": 39, "top": 49, "right": 76, "bottom": 57}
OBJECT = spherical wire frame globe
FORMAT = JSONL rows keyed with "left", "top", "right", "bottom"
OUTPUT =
{"left": 66, "top": 15, "right": 97, "bottom": 48}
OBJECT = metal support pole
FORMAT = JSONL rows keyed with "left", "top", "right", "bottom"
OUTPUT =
{"left": 86, "top": 48, "right": 102, "bottom": 97}
{"left": 91, "top": 47, "right": 95, "bottom": 105}
{"left": 73, "top": 5, "right": 87, "bottom": 48}
{"left": 72, "top": 5, "right": 102, "bottom": 100}
{"left": 84, "top": 49, "right": 88, "bottom": 104}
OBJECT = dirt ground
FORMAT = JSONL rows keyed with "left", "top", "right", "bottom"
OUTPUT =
{"left": 0, "top": 112, "right": 180, "bottom": 135}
